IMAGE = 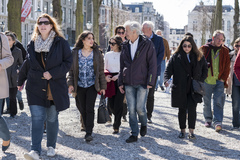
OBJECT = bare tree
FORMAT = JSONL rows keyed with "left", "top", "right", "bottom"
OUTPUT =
{"left": 7, "top": 0, "right": 23, "bottom": 41}
{"left": 52, "top": 0, "right": 62, "bottom": 24}
{"left": 75, "top": 0, "right": 84, "bottom": 38}
{"left": 93, "top": 0, "right": 103, "bottom": 44}
{"left": 232, "top": 0, "right": 239, "bottom": 45}
{"left": 213, "top": 0, "right": 222, "bottom": 30}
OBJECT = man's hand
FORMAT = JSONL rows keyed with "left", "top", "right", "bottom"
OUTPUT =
{"left": 219, "top": 79, "right": 224, "bottom": 82}
{"left": 68, "top": 85, "right": 74, "bottom": 94}
{"left": 147, "top": 85, "right": 152, "bottom": 89}
{"left": 164, "top": 82, "right": 169, "bottom": 87}
{"left": 119, "top": 85, "right": 125, "bottom": 94}
{"left": 43, "top": 71, "right": 52, "bottom": 80}
{"left": 105, "top": 75, "right": 112, "bottom": 82}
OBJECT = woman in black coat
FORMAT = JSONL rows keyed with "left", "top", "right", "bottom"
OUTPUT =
{"left": 164, "top": 36, "right": 207, "bottom": 139}
{"left": 5, "top": 32, "right": 23, "bottom": 118}
{"left": 18, "top": 14, "right": 72, "bottom": 159}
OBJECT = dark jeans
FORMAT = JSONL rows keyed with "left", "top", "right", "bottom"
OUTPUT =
{"left": 146, "top": 77, "right": 157, "bottom": 120}
{"left": 75, "top": 85, "right": 97, "bottom": 135}
{"left": 9, "top": 87, "right": 18, "bottom": 116}
{"left": 108, "top": 80, "right": 124, "bottom": 130}
{"left": 232, "top": 84, "right": 240, "bottom": 127}
{"left": 178, "top": 94, "right": 197, "bottom": 129}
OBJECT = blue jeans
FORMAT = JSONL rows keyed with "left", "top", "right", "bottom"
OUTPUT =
{"left": 30, "top": 105, "right": 59, "bottom": 154}
{"left": 156, "top": 60, "right": 166, "bottom": 89}
{"left": 125, "top": 85, "right": 148, "bottom": 136}
{"left": 231, "top": 84, "right": 240, "bottom": 127}
{"left": 0, "top": 99, "right": 10, "bottom": 141}
{"left": 203, "top": 80, "right": 225, "bottom": 125}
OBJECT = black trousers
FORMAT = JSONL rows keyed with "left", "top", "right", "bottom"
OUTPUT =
{"left": 178, "top": 94, "right": 197, "bottom": 129}
{"left": 9, "top": 87, "right": 18, "bottom": 116}
{"left": 108, "top": 80, "right": 124, "bottom": 130}
{"left": 75, "top": 85, "right": 97, "bottom": 135}
{"left": 146, "top": 77, "right": 157, "bottom": 120}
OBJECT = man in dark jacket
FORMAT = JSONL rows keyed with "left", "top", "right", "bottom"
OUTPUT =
{"left": 118, "top": 21, "right": 157, "bottom": 143}
{"left": 142, "top": 21, "right": 164, "bottom": 123}
{"left": 200, "top": 30, "right": 230, "bottom": 132}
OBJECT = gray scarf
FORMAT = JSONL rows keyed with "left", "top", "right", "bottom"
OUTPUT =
{"left": 34, "top": 30, "right": 56, "bottom": 53}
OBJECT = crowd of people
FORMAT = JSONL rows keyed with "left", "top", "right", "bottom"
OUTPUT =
{"left": 0, "top": 13, "right": 240, "bottom": 160}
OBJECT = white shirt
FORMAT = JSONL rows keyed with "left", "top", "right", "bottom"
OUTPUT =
{"left": 104, "top": 51, "right": 121, "bottom": 73}
{"left": 129, "top": 37, "right": 139, "bottom": 60}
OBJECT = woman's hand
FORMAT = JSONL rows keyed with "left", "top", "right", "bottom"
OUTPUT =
{"left": 111, "top": 75, "right": 118, "bottom": 81}
{"left": 17, "top": 85, "right": 24, "bottom": 91}
{"left": 105, "top": 75, "right": 112, "bottom": 82}
{"left": 164, "top": 81, "right": 169, "bottom": 87}
{"left": 100, "top": 89, "right": 105, "bottom": 95}
{"left": 68, "top": 85, "right": 74, "bottom": 93}
{"left": 119, "top": 85, "right": 125, "bottom": 94}
{"left": 43, "top": 71, "right": 52, "bottom": 80}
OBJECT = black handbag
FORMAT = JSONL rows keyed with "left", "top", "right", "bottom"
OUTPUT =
{"left": 192, "top": 79, "right": 205, "bottom": 96}
{"left": 97, "top": 94, "right": 110, "bottom": 124}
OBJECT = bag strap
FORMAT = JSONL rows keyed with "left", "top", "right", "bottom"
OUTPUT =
{"left": 0, "top": 34, "right": 2, "bottom": 59}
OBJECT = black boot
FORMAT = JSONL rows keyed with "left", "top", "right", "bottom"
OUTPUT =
{"left": 19, "top": 101, "right": 24, "bottom": 110}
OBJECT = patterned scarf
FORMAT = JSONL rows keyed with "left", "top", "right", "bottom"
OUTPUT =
{"left": 34, "top": 30, "right": 56, "bottom": 53}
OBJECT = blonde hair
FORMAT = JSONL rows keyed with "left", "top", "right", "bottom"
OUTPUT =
{"left": 31, "top": 13, "right": 64, "bottom": 41}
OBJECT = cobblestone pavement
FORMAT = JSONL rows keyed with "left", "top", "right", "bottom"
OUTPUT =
{"left": 0, "top": 90, "right": 240, "bottom": 160}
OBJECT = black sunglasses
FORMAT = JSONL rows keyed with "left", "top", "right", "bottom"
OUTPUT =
{"left": 182, "top": 44, "right": 192, "bottom": 48}
{"left": 38, "top": 21, "right": 51, "bottom": 25}
{"left": 109, "top": 41, "right": 117, "bottom": 46}
{"left": 117, "top": 32, "right": 124, "bottom": 35}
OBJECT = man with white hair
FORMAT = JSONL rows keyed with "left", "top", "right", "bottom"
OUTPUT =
{"left": 142, "top": 21, "right": 164, "bottom": 123}
{"left": 118, "top": 21, "right": 157, "bottom": 143}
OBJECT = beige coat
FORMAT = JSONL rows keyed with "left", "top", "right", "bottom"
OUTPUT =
{"left": 0, "top": 33, "right": 14, "bottom": 99}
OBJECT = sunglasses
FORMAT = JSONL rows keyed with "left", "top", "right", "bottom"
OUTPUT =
{"left": 117, "top": 32, "right": 124, "bottom": 35}
{"left": 38, "top": 21, "right": 51, "bottom": 25}
{"left": 109, "top": 42, "right": 117, "bottom": 46}
{"left": 182, "top": 44, "right": 192, "bottom": 48}
{"left": 235, "top": 45, "right": 240, "bottom": 48}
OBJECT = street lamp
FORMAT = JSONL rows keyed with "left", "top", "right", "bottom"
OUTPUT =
{"left": 35, "top": 5, "right": 42, "bottom": 18}
{"left": 86, "top": 21, "right": 92, "bottom": 30}
{"left": 0, "top": 22, "right": 5, "bottom": 32}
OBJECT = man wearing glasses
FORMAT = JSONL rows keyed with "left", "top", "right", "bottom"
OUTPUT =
{"left": 200, "top": 30, "right": 230, "bottom": 132}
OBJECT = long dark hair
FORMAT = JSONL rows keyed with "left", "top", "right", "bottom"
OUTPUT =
{"left": 74, "top": 30, "right": 97, "bottom": 49}
{"left": 110, "top": 35, "right": 123, "bottom": 51}
{"left": 174, "top": 36, "right": 203, "bottom": 61}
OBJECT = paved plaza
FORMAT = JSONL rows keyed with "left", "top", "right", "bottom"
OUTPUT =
{"left": 0, "top": 90, "right": 240, "bottom": 160}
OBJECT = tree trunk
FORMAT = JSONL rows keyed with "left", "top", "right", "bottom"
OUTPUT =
{"left": 75, "top": 0, "right": 84, "bottom": 38}
{"left": 52, "top": 0, "right": 62, "bottom": 24}
{"left": 93, "top": 0, "right": 103, "bottom": 44}
{"left": 232, "top": 0, "right": 239, "bottom": 45}
{"left": 214, "top": 0, "right": 222, "bottom": 30}
{"left": 7, "top": 0, "right": 23, "bottom": 41}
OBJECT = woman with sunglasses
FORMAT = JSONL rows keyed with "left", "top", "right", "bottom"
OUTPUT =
{"left": 104, "top": 35, "right": 124, "bottom": 134}
{"left": 18, "top": 14, "right": 72, "bottom": 159}
{"left": 164, "top": 36, "right": 207, "bottom": 139}
{"left": 67, "top": 31, "right": 106, "bottom": 142}
{"left": 227, "top": 38, "right": 240, "bottom": 130}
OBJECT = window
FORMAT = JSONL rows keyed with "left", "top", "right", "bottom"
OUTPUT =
{"left": 227, "top": 21, "right": 231, "bottom": 31}
{"left": 147, "top": 7, "right": 150, "bottom": 12}
{"left": 135, "top": 7, "right": 139, "bottom": 13}
{"left": 108, "top": 0, "right": 111, "bottom": 6}
{"left": 106, "top": 9, "right": 109, "bottom": 23}
{"left": 101, "top": 9, "right": 105, "bottom": 23}
{"left": 62, "top": 7, "right": 66, "bottom": 23}
{"left": 43, "top": 2, "right": 48, "bottom": 14}
{"left": 193, "top": 20, "right": 197, "bottom": 31}
{"left": 68, "top": 0, "right": 71, "bottom": 5}
{"left": 144, "top": 17, "right": 147, "bottom": 21}
{"left": 149, "top": 17, "right": 151, "bottom": 21}
{"left": 1, "top": 0, "right": 4, "bottom": 13}
{"left": 30, "top": 0, "right": 34, "bottom": 18}
{"left": 63, "top": 0, "right": 66, "bottom": 4}
{"left": 50, "top": 3, "right": 53, "bottom": 16}
{"left": 227, "top": 39, "right": 230, "bottom": 46}
{"left": 68, "top": 9, "right": 71, "bottom": 24}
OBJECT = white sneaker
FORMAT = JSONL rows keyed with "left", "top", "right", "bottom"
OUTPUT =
{"left": 24, "top": 150, "right": 40, "bottom": 160}
{"left": 47, "top": 146, "right": 55, "bottom": 157}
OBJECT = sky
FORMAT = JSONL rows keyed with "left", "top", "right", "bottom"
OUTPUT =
{"left": 121, "top": 0, "right": 235, "bottom": 28}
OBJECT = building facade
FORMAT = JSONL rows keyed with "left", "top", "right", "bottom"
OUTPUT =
{"left": 187, "top": 3, "right": 234, "bottom": 48}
